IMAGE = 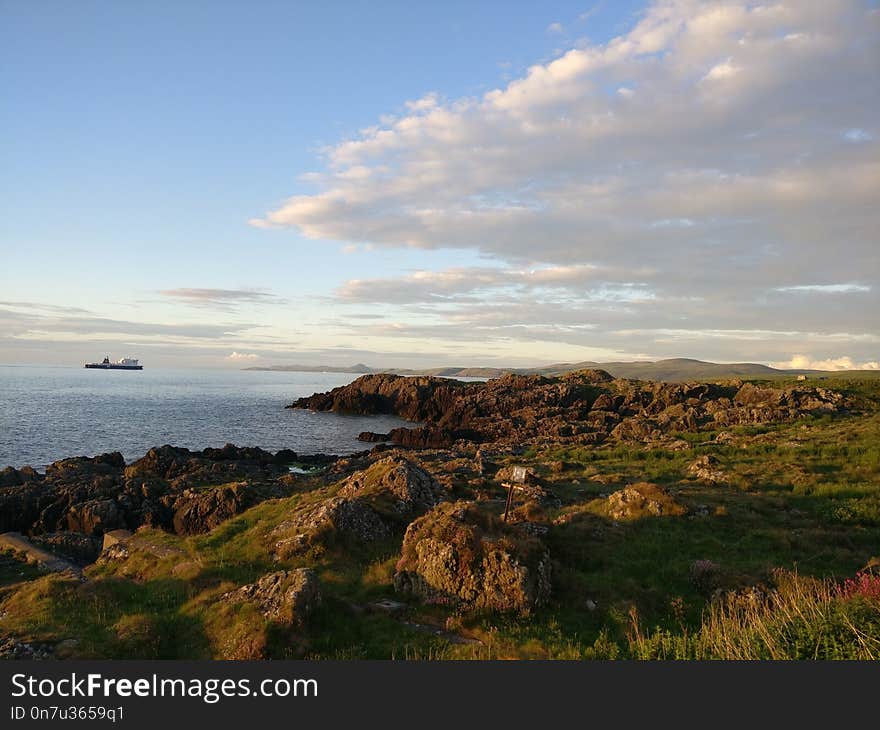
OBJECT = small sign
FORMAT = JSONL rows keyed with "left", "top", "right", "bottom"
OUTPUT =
{"left": 511, "top": 466, "right": 529, "bottom": 484}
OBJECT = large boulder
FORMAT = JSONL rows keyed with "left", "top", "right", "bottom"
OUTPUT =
{"left": 271, "top": 497, "right": 391, "bottom": 558}
{"left": 687, "top": 455, "right": 728, "bottom": 483}
{"left": 172, "top": 483, "right": 250, "bottom": 535}
{"left": 0, "top": 466, "right": 42, "bottom": 487}
{"left": 605, "top": 482, "right": 687, "bottom": 521}
{"left": 338, "top": 457, "right": 442, "bottom": 514}
{"left": 221, "top": 569, "right": 320, "bottom": 627}
{"left": 393, "top": 501, "right": 551, "bottom": 614}
{"left": 611, "top": 417, "right": 661, "bottom": 442}
{"left": 270, "top": 457, "right": 443, "bottom": 556}
{"left": 66, "top": 498, "right": 124, "bottom": 535}
{"left": 46, "top": 452, "right": 125, "bottom": 479}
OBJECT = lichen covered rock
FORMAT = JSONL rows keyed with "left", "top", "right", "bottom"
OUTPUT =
{"left": 687, "top": 455, "right": 728, "bottom": 483}
{"left": 393, "top": 501, "right": 551, "bottom": 613}
{"left": 605, "top": 482, "right": 687, "bottom": 520}
{"left": 222, "top": 568, "right": 320, "bottom": 627}
{"left": 337, "top": 457, "right": 442, "bottom": 514}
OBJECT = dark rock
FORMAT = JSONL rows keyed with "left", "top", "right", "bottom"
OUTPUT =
{"left": 273, "top": 449, "right": 299, "bottom": 464}
{"left": 560, "top": 368, "right": 615, "bottom": 384}
{"left": 66, "top": 498, "right": 124, "bottom": 535}
{"left": 388, "top": 426, "right": 468, "bottom": 449}
{"left": 290, "top": 372, "right": 848, "bottom": 452}
{"left": 172, "top": 481, "right": 284, "bottom": 536}
{"left": 172, "top": 485, "right": 246, "bottom": 535}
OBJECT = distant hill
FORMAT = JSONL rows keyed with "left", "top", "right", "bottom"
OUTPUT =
{"left": 241, "top": 357, "right": 879, "bottom": 382}
{"left": 245, "top": 363, "right": 374, "bottom": 374}
{"left": 526, "top": 358, "right": 788, "bottom": 381}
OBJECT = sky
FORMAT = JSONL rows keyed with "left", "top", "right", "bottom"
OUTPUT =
{"left": 1, "top": 0, "right": 878, "bottom": 370}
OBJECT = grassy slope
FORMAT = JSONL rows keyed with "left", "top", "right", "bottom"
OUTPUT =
{"left": 1, "top": 379, "right": 878, "bottom": 659}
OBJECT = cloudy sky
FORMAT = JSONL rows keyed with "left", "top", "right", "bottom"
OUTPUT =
{"left": 2, "top": 0, "right": 878, "bottom": 369}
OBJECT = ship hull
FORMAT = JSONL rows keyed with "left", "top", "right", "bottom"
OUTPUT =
{"left": 84, "top": 364, "right": 143, "bottom": 370}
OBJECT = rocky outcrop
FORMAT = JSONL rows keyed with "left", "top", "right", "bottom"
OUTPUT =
{"left": 0, "top": 444, "right": 296, "bottom": 542}
{"left": 393, "top": 501, "right": 551, "bottom": 613}
{"left": 66, "top": 498, "right": 124, "bottom": 535}
{"left": 605, "top": 483, "right": 687, "bottom": 521}
{"left": 0, "top": 444, "right": 296, "bottom": 537}
{"left": 712, "top": 383, "right": 847, "bottom": 426}
{"left": 387, "top": 425, "right": 467, "bottom": 449}
{"left": 687, "top": 455, "right": 728, "bottom": 483}
{"left": 337, "top": 457, "right": 442, "bottom": 514}
{"left": 124, "top": 444, "right": 287, "bottom": 489}
{"left": 272, "top": 497, "right": 391, "bottom": 558}
{"left": 171, "top": 484, "right": 249, "bottom": 535}
{"left": 292, "top": 372, "right": 848, "bottom": 450}
{"left": 289, "top": 373, "right": 469, "bottom": 422}
{"left": 171, "top": 481, "right": 287, "bottom": 536}
{"left": 271, "top": 457, "right": 442, "bottom": 557}
{"left": 221, "top": 569, "right": 320, "bottom": 627}
{"left": 0, "top": 465, "right": 43, "bottom": 487}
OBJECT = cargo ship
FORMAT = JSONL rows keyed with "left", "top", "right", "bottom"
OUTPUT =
{"left": 84, "top": 356, "right": 143, "bottom": 370}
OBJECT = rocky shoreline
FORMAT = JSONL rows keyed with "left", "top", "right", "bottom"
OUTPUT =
{"left": 289, "top": 370, "right": 850, "bottom": 449}
{"left": 2, "top": 371, "right": 849, "bottom": 546}
{"left": 0, "top": 372, "right": 870, "bottom": 659}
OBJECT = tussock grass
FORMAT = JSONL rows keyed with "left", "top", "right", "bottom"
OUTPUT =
{"left": 626, "top": 570, "right": 880, "bottom": 660}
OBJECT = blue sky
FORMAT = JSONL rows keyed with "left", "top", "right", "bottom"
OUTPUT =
{"left": 1, "top": 1, "right": 878, "bottom": 369}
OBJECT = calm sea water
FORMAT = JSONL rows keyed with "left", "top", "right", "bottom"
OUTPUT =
{"left": 0, "top": 366, "right": 411, "bottom": 469}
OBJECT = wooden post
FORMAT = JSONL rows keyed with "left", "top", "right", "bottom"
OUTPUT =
{"left": 502, "top": 482, "right": 515, "bottom": 522}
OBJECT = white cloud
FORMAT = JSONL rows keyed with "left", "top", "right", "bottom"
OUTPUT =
{"left": 702, "top": 58, "right": 740, "bottom": 82}
{"left": 227, "top": 351, "right": 261, "bottom": 361}
{"left": 405, "top": 92, "right": 439, "bottom": 113}
{"left": 775, "top": 284, "right": 871, "bottom": 294}
{"left": 252, "top": 0, "right": 879, "bottom": 364}
{"left": 547, "top": 22, "right": 564, "bottom": 34}
{"left": 772, "top": 355, "right": 880, "bottom": 371}
{"left": 335, "top": 263, "right": 658, "bottom": 303}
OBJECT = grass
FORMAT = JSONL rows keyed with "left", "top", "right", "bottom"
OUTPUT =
{"left": 625, "top": 570, "right": 880, "bottom": 660}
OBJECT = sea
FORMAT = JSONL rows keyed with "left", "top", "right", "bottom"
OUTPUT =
{"left": 0, "top": 366, "right": 412, "bottom": 470}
